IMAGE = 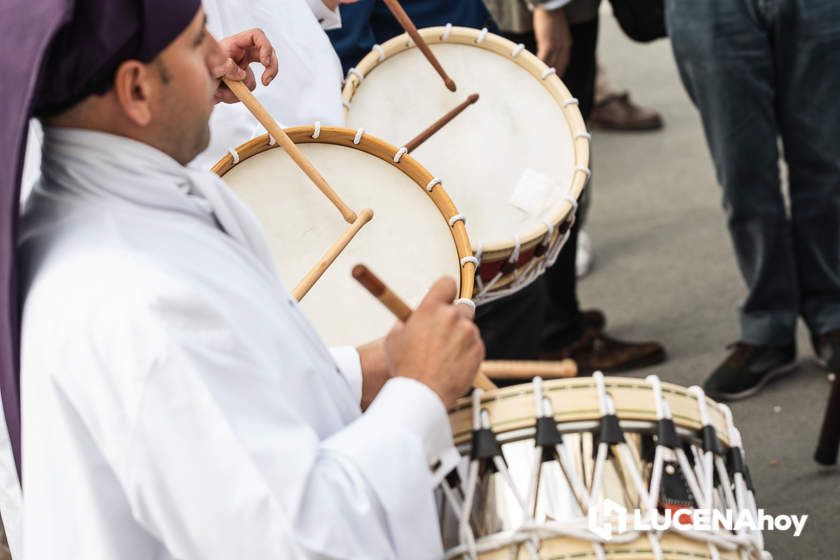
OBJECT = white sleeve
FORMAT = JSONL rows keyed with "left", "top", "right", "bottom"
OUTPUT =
{"left": 329, "top": 345, "right": 363, "bottom": 404}
{"left": 306, "top": 0, "right": 342, "bottom": 30}
{"left": 98, "top": 309, "right": 453, "bottom": 559}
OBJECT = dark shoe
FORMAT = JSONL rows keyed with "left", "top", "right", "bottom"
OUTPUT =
{"left": 582, "top": 309, "right": 606, "bottom": 333}
{"left": 541, "top": 330, "right": 666, "bottom": 374}
{"left": 704, "top": 342, "right": 797, "bottom": 401}
{"left": 813, "top": 330, "right": 840, "bottom": 373}
{"left": 589, "top": 92, "right": 664, "bottom": 131}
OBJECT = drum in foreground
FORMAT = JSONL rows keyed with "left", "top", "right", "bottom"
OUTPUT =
{"left": 213, "top": 126, "right": 474, "bottom": 347}
{"left": 343, "top": 26, "right": 590, "bottom": 303}
{"left": 441, "top": 374, "right": 769, "bottom": 559}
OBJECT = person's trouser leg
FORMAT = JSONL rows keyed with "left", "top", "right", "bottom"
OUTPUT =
{"left": 475, "top": 282, "right": 547, "bottom": 360}
{"left": 774, "top": 0, "right": 840, "bottom": 338}
{"left": 541, "top": 18, "right": 598, "bottom": 349}
{"left": 667, "top": 0, "right": 797, "bottom": 346}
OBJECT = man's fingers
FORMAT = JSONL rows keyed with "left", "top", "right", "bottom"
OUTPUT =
{"left": 243, "top": 67, "right": 257, "bottom": 91}
{"left": 421, "top": 277, "right": 458, "bottom": 308}
{"left": 217, "top": 58, "right": 246, "bottom": 81}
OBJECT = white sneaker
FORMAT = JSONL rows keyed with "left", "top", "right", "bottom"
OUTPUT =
{"left": 576, "top": 230, "right": 594, "bottom": 278}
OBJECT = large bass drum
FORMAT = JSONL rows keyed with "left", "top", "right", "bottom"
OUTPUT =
{"left": 441, "top": 374, "right": 770, "bottom": 559}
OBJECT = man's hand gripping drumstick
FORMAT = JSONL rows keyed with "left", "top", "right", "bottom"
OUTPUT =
{"left": 222, "top": 79, "right": 357, "bottom": 223}
{"left": 381, "top": 0, "right": 457, "bottom": 92}
{"left": 353, "top": 265, "right": 495, "bottom": 404}
{"left": 211, "top": 28, "right": 357, "bottom": 223}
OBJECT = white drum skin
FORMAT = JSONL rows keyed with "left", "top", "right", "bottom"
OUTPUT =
{"left": 215, "top": 128, "right": 473, "bottom": 347}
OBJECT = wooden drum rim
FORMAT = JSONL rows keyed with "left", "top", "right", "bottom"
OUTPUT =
{"left": 342, "top": 26, "right": 590, "bottom": 261}
{"left": 447, "top": 376, "right": 731, "bottom": 448}
{"left": 212, "top": 125, "right": 475, "bottom": 301}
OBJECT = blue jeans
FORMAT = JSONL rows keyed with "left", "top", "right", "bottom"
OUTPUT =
{"left": 667, "top": 0, "right": 840, "bottom": 346}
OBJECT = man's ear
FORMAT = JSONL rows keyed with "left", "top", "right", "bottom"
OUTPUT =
{"left": 112, "top": 60, "right": 154, "bottom": 127}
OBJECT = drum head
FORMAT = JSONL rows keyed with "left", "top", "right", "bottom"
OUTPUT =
{"left": 345, "top": 28, "right": 587, "bottom": 256}
{"left": 216, "top": 129, "right": 471, "bottom": 347}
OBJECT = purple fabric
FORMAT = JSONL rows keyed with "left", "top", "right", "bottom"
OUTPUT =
{"left": 36, "top": 0, "right": 201, "bottom": 115}
{"left": 0, "top": 0, "right": 72, "bottom": 481}
{"left": 1, "top": 0, "right": 199, "bottom": 479}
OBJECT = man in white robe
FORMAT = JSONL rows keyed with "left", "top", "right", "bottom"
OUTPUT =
{"left": 15, "top": 2, "right": 485, "bottom": 559}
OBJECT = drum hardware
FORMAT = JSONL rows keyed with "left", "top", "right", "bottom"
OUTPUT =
{"left": 223, "top": 78, "right": 357, "bottom": 223}
{"left": 381, "top": 0, "right": 457, "bottom": 92}
{"left": 351, "top": 263, "right": 496, "bottom": 391}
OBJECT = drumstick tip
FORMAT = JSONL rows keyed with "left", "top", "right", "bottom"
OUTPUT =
{"left": 445, "top": 78, "right": 457, "bottom": 92}
{"left": 352, "top": 264, "right": 386, "bottom": 297}
{"left": 358, "top": 208, "right": 375, "bottom": 222}
{"left": 467, "top": 93, "right": 479, "bottom": 104}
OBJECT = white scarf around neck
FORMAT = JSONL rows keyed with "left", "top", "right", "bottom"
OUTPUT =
{"left": 38, "top": 127, "right": 278, "bottom": 274}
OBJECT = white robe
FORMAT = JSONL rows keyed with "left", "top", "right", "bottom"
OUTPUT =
{"left": 18, "top": 127, "right": 457, "bottom": 559}
{"left": 193, "top": 0, "right": 346, "bottom": 170}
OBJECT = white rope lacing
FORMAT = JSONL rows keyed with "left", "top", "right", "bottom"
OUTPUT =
{"left": 512, "top": 43, "right": 526, "bottom": 58}
{"left": 393, "top": 146, "right": 408, "bottom": 163}
{"left": 425, "top": 177, "right": 442, "bottom": 192}
{"left": 441, "top": 23, "right": 453, "bottom": 41}
{"left": 454, "top": 298, "right": 476, "bottom": 311}
{"left": 448, "top": 214, "right": 465, "bottom": 227}
{"left": 346, "top": 67, "right": 363, "bottom": 84}
{"left": 372, "top": 44, "right": 385, "bottom": 62}
{"left": 476, "top": 27, "right": 488, "bottom": 44}
{"left": 311, "top": 121, "right": 321, "bottom": 139}
{"left": 353, "top": 128, "right": 365, "bottom": 145}
{"left": 226, "top": 147, "right": 240, "bottom": 164}
{"left": 689, "top": 386, "right": 716, "bottom": 510}
{"left": 472, "top": 194, "right": 579, "bottom": 305}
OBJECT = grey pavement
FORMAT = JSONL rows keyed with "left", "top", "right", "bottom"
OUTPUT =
{"left": 585, "top": 14, "right": 839, "bottom": 559}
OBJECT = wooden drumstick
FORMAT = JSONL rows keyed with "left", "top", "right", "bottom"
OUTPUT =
{"left": 381, "top": 0, "right": 457, "bottom": 92}
{"left": 293, "top": 209, "right": 374, "bottom": 301}
{"left": 222, "top": 79, "right": 357, "bottom": 224}
{"left": 352, "top": 264, "right": 497, "bottom": 391}
{"left": 479, "top": 359, "right": 577, "bottom": 380}
{"left": 404, "top": 94, "right": 479, "bottom": 153}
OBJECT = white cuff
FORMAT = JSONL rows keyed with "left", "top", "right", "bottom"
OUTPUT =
{"left": 529, "top": 0, "right": 572, "bottom": 10}
{"left": 307, "top": 0, "right": 342, "bottom": 30}
{"left": 329, "top": 346, "right": 363, "bottom": 405}
{"left": 366, "top": 378, "right": 459, "bottom": 483}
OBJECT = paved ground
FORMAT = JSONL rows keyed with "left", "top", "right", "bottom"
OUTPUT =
{"left": 585, "top": 14, "right": 839, "bottom": 558}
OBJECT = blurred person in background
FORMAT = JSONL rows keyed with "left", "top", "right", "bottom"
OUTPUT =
{"left": 668, "top": 0, "right": 840, "bottom": 399}
{"left": 478, "top": 0, "right": 668, "bottom": 372}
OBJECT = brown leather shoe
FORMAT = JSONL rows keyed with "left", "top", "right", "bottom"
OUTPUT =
{"left": 582, "top": 309, "right": 606, "bottom": 333}
{"left": 589, "top": 92, "right": 664, "bottom": 131}
{"left": 541, "top": 330, "right": 666, "bottom": 374}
